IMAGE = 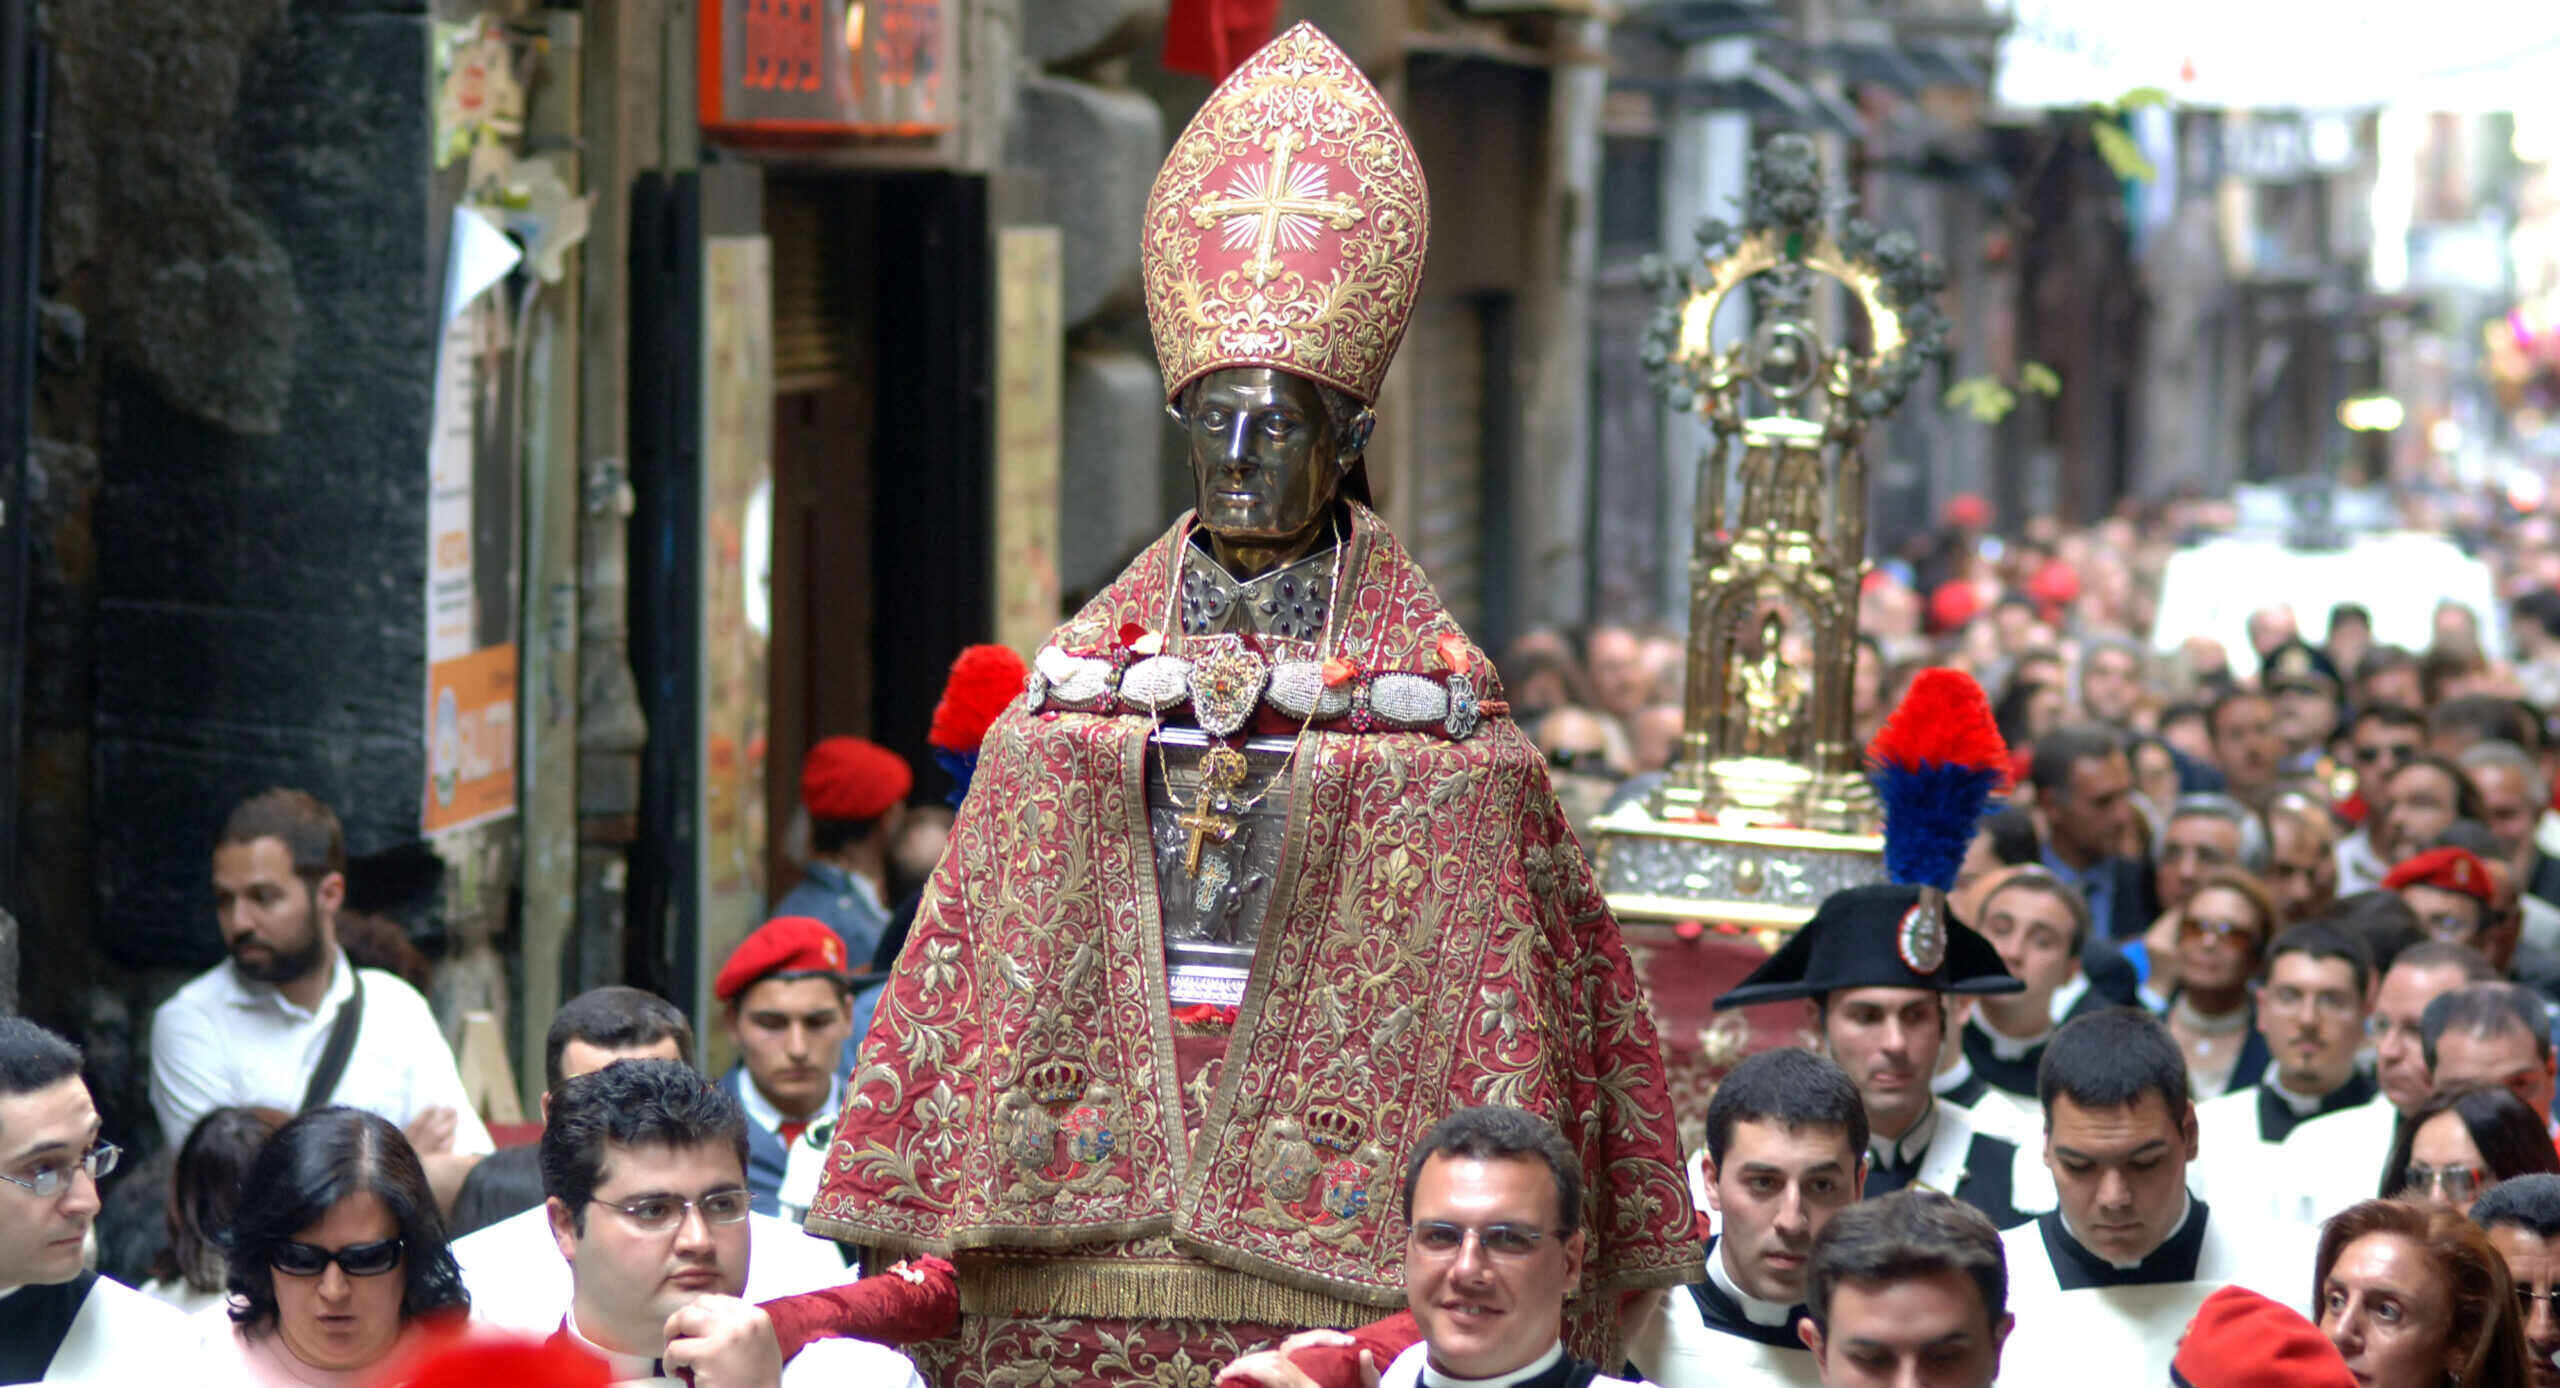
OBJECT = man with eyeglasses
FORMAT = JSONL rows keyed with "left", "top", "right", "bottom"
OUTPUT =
{"left": 1218, "top": 1106, "right": 1641, "bottom": 1388}
{"left": 2335, "top": 705, "right": 2427, "bottom": 893}
{"left": 541, "top": 1058, "right": 924, "bottom": 1387}
{"left": 453, "top": 987, "right": 863, "bottom": 1337}
{"left": 2268, "top": 941, "right": 2496, "bottom": 1227}
{"left": 2187, "top": 923, "right": 2380, "bottom": 1221}
{"left": 0, "top": 1017, "right": 184, "bottom": 1382}
{"left": 2472, "top": 1172, "right": 2560, "bottom": 1388}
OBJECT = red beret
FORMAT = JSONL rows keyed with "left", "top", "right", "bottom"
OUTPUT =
{"left": 801, "top": 736, "right": 912, "bottom": 822}
{"left": 715, "top": 916, "right": 849, "bottom": 1003}
{"left": 2171, "top": 1286, "right": 2354, "bottom": 1388}
{"left": 2383, "top": 845, "right": 2496, "bottom": 905}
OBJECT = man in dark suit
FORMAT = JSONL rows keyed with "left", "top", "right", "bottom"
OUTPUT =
{"left": 2029, "top": 724, "right": 2158, "bottom": 948}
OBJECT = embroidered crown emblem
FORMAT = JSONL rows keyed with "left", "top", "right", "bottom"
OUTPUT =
{"left": 1030, "top": 1059, "right": 1090, "bottom": 1106}
{"left": 1305, "top": 1104, "right": 1365, "bottom": 1153}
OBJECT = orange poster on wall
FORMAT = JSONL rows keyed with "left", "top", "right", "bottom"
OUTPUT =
{"left": 424, "top": 642, "right": 519, "bottom": 834}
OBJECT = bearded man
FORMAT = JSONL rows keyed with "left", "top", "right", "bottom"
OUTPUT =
{"left": 798, "top": 25, "right": 1697, "bottom": 1384}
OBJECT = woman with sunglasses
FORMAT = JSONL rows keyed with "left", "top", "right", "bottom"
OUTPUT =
{"left": 2379, "top": 1085, "right": 2560, "bottom": 1218}
{"left": 2162, "top": 867, "right": 2281, "bottom": 1099}
{"left": 201, "top": 1105, "right": 472, "bottom": 1385}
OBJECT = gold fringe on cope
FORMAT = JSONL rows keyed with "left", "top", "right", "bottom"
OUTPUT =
{"left": 955, "top": 1255, "right": 1396, "bottom": 1327}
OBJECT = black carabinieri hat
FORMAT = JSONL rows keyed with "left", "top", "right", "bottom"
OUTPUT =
{"left": 1712, "top": 882, "right": 2023, "bottom": 1008}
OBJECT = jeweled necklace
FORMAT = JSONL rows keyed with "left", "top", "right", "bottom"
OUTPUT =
{"left": 1153, "top": 513, "right": 1350, "bottom": 882}
{"left": 2171, "top": 993, "right": 2249, "bottom": 1057}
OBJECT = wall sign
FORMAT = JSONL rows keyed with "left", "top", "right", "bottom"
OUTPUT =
{"left": 698, "top": 0, "right": 947, "bottom": 139}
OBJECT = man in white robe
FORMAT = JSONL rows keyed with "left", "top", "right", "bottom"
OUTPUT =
{"left": 1629, "top": 1049, "right": 1865, "bottom": 1388}
{"left": 2188, "top": 922, "right": 2381, "bottom": 1220}
{"left": 1798, "top": 1190, "right": 2012, "bottom": 1388}
{"left": 0, "top": 1018, "right": 186, "bottom": 1383}
{"left": 1997, "top": 1008, "right": 2314, "bottom": 1388}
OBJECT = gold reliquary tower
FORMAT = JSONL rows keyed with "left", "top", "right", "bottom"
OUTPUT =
{"left": 1595, "top": 133, "right": 1949, "bottom": 931}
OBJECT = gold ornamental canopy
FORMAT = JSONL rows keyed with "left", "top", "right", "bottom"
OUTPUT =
{"left": 1593, "top": 133, "right": 1950, "bottom": 931}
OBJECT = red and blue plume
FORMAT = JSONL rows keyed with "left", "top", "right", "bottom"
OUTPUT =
{"left": 927, "top": 644, "right": 1029, "bottom": 806}
{"left": 1866, "top": 668, "right": 2010, "bottom": 892}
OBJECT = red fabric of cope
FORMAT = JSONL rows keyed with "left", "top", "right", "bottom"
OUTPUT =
{"left": 792, "top": 509, "right": 1700, "bottom": 1383}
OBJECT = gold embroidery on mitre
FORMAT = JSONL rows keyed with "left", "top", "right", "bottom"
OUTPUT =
{"left": 1143, "top": 22, "right": 1428, "bottom": 405}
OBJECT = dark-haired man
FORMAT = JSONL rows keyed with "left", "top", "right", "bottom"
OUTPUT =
{"left": 541, "top": 1059, "right": 922, "bottom": 1387}
{"left": 1630, "top": 1050, "right": 1866, "bottom": 1388}
{"left": 1798, "top": 1191, "right": 2012, "bottom": 1388}
{"left": 2188, "top": 923, "right": 2378, "bottom": 1219}
{"left": 2472, "top": 1172, "right": 2560, "bottom": 1388}
{"left": 2335, "top": 705, "right": 2427, "bottom": 892}
{"left": 453, "top": 989, "right": 854, "bottom": 1337}
{"left": 1718, "top": 883, "right": 2043, "bottom": 1232}
{"left": 2029, "top": 724, "right": 2152, "bottom": 944}
{"left": 151, "top": 788, "right": 491, "bottom": 1201}
{"left": 2425, "top": 981, "right": 2558, "bottom": 1130}
{"left": 1997, "top": 1008, "right": 2312, "bottom": 1387}
{"left": 2207, "top": 690, "right": 2285, "bottom": 808}
{"left": 2271, "top": 940, "right": 2497, "bottom": 1227}
{"left": 0, "top": 1018, "right": 185, "bottom": 1382}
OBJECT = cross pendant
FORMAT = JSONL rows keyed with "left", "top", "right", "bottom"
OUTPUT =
{"left": 1178, "top": 745, "right": 1252, "bottom": 878}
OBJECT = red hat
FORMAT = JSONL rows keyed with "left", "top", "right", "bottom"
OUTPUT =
{"left": 1928, "top": 580, "right": 1982, "bottom": 634}
{"left": 714, "top": 916, "right": 849, "bottom": 1003}
{"left": 2170, "top": 1286, "right": 2355, "bottom": 1388}
{"left": 2383, "top": 845, "right": 2497, "bottom": 906}
{"left": 801, "top": 736, "right": 912, "bottom": 822}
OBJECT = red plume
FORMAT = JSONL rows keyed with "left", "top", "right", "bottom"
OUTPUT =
{"left": 1866, "top": 668, "right": 2008, "bottom": 776}
{"left": 927, "top": 645, "right": 1029, "bottom": 754}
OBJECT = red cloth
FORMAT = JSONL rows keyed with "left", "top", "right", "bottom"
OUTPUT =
{"left": 407, "top": 1333, "right": 613, "bottom": 1388}
{"left": 2381, "top": 846, "right": 2495, "bottom": 905}
{"left": 714, "top": 917, "right": 850, "bottom": 1002}
{"left": 777, "top": 1120, "right": 810, "bottom": 1149}
{"left": 802, "top": 736, "right": 911, "bottom": 821}
{"left": 1289, "top": 1311, "right": 1422, "bottom": 1388}
{"left": 2170, "top": 1286, "right": 2354, "bottom": 1388}
{"left": 1161, "top": 0, "right": 1282, "bottom": 82}
{"left": 764, "top": 1256, "right": 960, "bottom": 1360}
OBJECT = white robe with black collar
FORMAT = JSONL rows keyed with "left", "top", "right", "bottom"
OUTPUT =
{"left": 1623, "top": 1237, "right": 1820, "bottom": 1388}
{"left": 0, "top": 1271, "right": 190, "bottom": 1383}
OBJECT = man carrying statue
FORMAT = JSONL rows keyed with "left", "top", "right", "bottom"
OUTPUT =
{"left": 792, "top": 23, "right": 1700, "bottom": 1386}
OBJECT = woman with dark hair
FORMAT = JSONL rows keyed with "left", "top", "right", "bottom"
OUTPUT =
{"left": 138, "top": 1106, "right": 278, "bottom": 1313}
{"left": 200, "top": 1106, "right": 471, "bottom": 1384}
{"left": 2378, "top": 1085, "right": 2560, "bottom": 1217}
{"left": 2317, "top": 1197, "right": 2534, "bottom": 1388}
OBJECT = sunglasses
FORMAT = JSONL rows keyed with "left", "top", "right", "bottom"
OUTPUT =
{"left": 2403, "top": 1164, "right": 2491, "bottom": 1203}
{"left": 2180, "top": 917, "right": 2257, "bottom": 945}
{"left": 270, "top": 1236, "right": 405, "bottom": 1278}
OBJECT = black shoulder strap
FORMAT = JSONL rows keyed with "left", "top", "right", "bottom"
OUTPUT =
{"left": 300, "top": 966, "right": 367, "bottom": 1112}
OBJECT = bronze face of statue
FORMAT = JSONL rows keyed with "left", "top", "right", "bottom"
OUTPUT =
{"left": 1177, "top": 366, "right": 1372, "bottom": 579}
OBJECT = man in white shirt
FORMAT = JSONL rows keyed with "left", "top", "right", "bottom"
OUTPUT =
{"left": 1798, "top": 1192, "right": 2012, "bottom": 1388}
{"left": 149, "top": 788, "right": 490, "bottom": 1205}
{"left": 540, "top": 1058, "right": 920, "bottom": 1388}
{"left": 0, "top": 1018, "right": 187, "bottom": 1382}
{"left": 2189, "top": 922, "right": 2380, "bottom": 1218}
{"left": 1997, "top": 1008, "right": 2313, "bottom": 1388}
{"left": 1628, "top": 1049, "right": 1864, "bottom": 1388}
{"left": 450, "top": 987, "right": 856, "bottom": 1334}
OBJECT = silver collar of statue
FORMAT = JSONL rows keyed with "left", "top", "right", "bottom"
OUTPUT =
{"left": 1179, "top": 542, "right": 1335, "bottom": 641}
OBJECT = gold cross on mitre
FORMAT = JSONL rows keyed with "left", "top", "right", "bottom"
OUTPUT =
{"left": 1188, "top": 126, "right": 1365, "bottom": 287}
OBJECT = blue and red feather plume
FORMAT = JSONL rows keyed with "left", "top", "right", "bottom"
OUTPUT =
{"left": 1865, "top": 668, "right": 2010, "bottom": 892}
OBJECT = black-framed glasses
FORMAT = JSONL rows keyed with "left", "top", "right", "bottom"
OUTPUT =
{"left": 271, "top": 1236, "right": 405, "bottom": 1278}
{"left": 2519, "top": 1286, "right": 2560, "bottom": 1319}
{"left": 2354, "top": 743, "right": 2420, "bottom": 768}
{"left": 1409, "top": 1221, "right": 1560, "bottom": 1259}
{"left": 590, "top": 1188, "right": 753, "bottom": 1234}
{"left": 0, "top": 1141, "right": 119, "bottom": 1199}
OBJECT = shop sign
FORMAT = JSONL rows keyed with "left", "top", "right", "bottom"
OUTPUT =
{"left": 699, "top": 0, "right": 947, "bottom": 139}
